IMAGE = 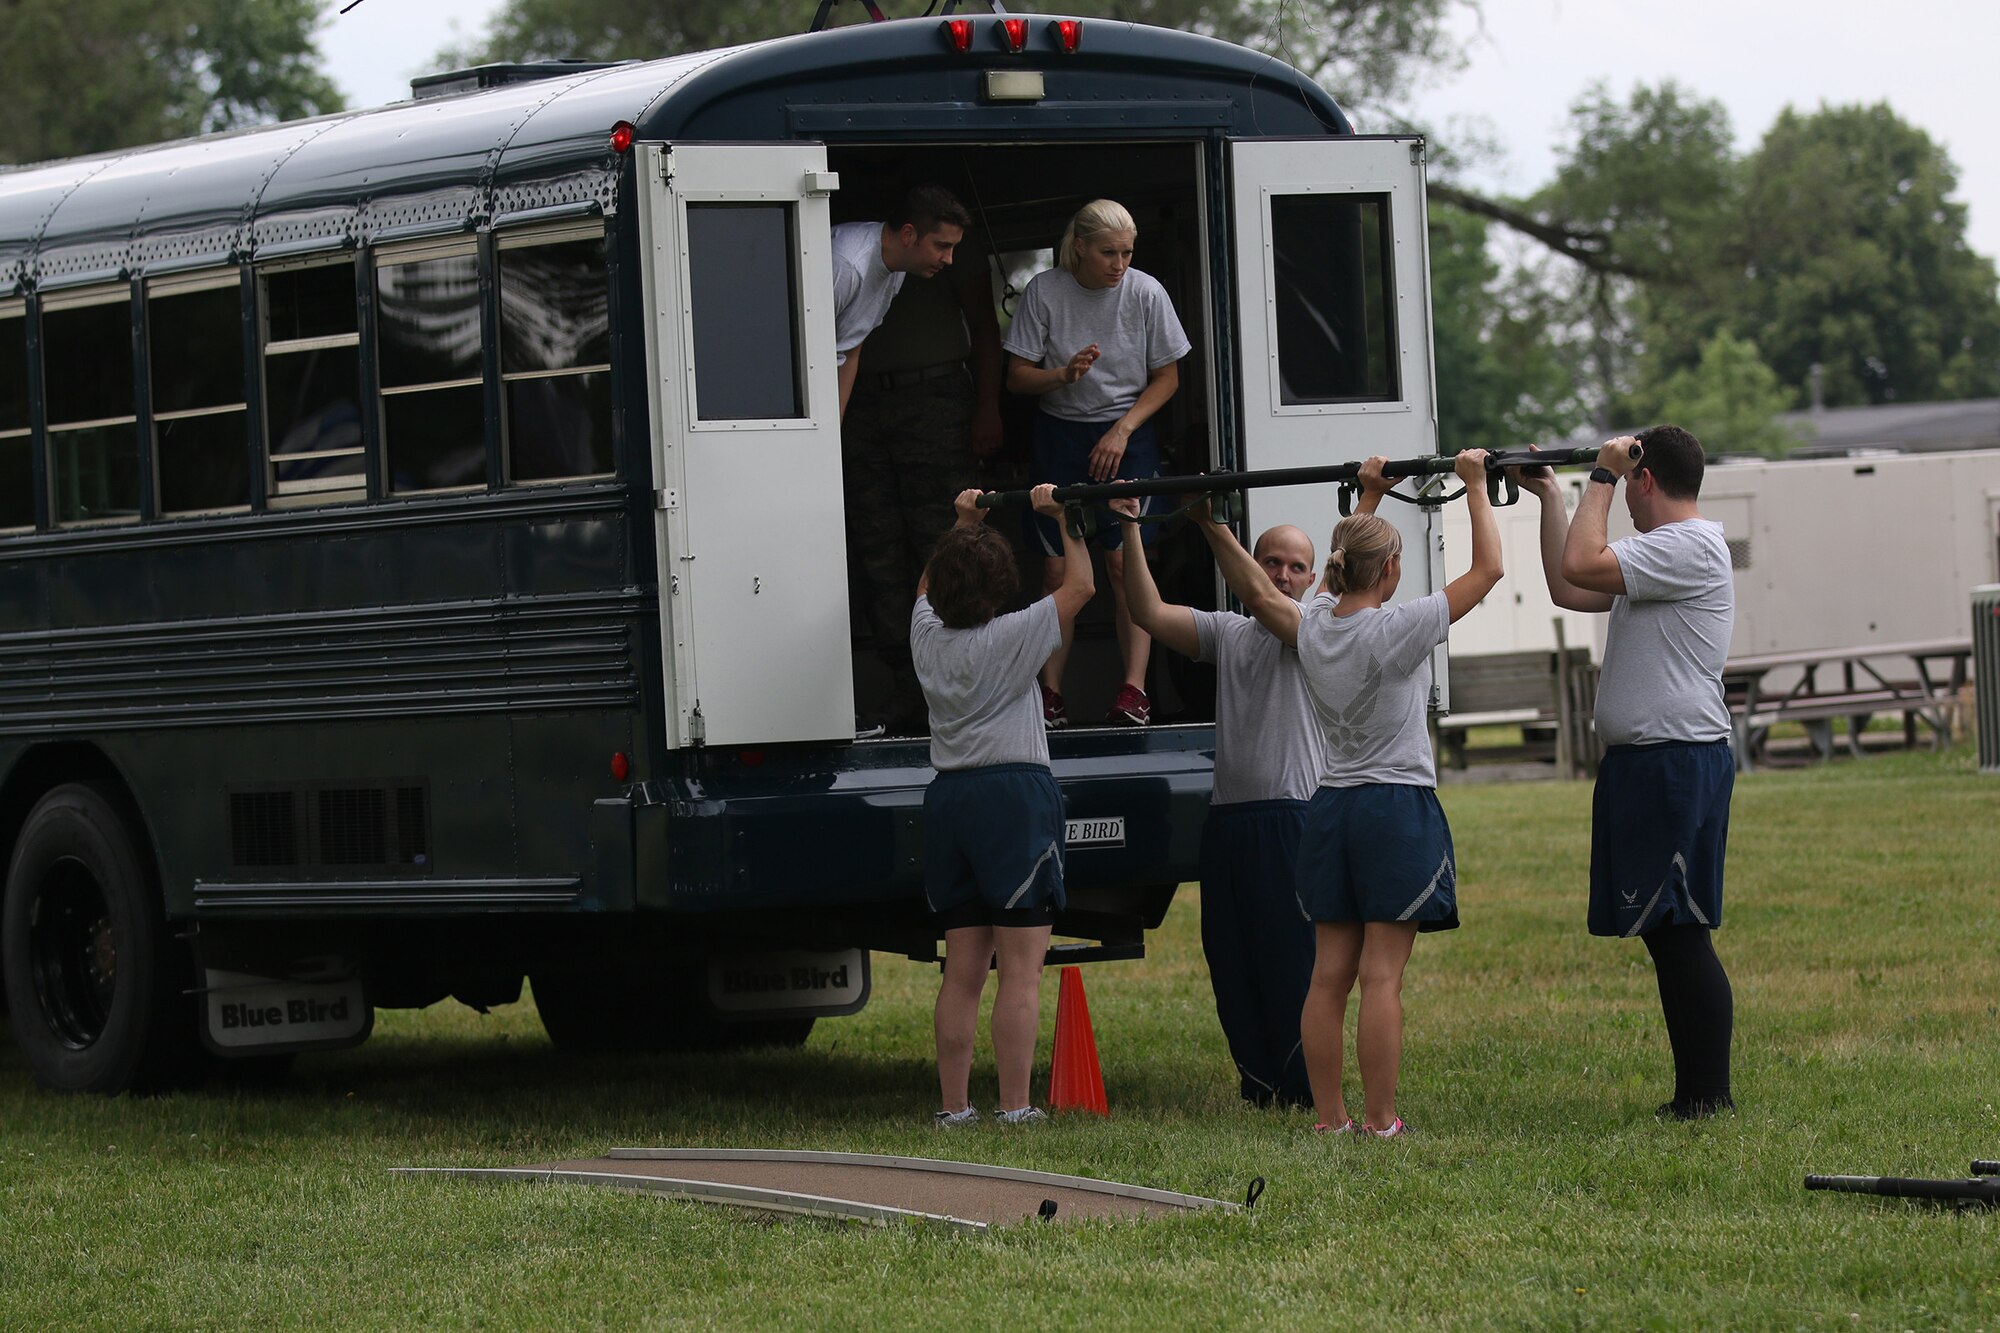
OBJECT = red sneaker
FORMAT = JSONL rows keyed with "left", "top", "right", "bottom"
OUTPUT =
{"left": 1041, "top": 683, "right": 1068, "bottom": 730}
{"left": 1106, "top": 684, "right": 1150, "bottom": 726}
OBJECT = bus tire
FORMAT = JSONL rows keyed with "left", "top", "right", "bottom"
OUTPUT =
{"left": 1, "top": 783, "right": 195, "bottom": 1093}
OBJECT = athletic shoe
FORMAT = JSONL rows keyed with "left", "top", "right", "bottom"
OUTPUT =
{"left": 1041, "top": 683, "right": 1068, "bottom": 730}
{"left": 1364, "top": 1118, "right": 1407, "bottom": 1139}
{"left": 1106, "top": 684, "right": 1150, "bottom": 726}
{"left": 1312, "top": 1119, "right": 1357, "bottom": 1136}
{"left": 1656, "top": 1096, "right": 1735, "bottom": 1121}
{"left": 994, "top": 1106, "right": 1048, "bottom": 1126}
{"left": 933, "top": 1105, "right": 980, "bottom": 1128}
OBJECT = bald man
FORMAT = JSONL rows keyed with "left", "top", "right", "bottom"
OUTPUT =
{"left": 1113, "top": 473, "right": 1387, "bottom": 1108}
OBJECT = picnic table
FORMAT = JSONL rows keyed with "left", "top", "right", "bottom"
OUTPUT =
{"left": 1723, "top": 638, "right": 1973, "bottom": 772}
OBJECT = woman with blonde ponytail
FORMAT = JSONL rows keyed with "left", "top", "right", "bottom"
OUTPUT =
{"left": 1002, "top": 198, "right": 1191, "bottom": 729}
{"left": 1206, "top": 449, "right": 1504, "bottom": 1138}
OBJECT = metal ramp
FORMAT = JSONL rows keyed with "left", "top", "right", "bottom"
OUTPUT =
{"left": 395, "top": 1147, "right": 1236, "bottom": 1233}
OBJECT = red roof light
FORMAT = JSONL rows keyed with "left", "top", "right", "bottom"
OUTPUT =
{"left": 942, "top": 18, "right": 973, "bottom": 51}
{"left": 609, "top": 121, "right": 635, "bottom": 154}
{"left": 1001, "top": 18, "right": 1028, "bottom": 51}
{"left": 1055, "top": 19, "right": 1082, "bottom": 52}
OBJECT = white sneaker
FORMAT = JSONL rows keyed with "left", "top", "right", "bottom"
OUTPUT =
{"left": 933, "top": 1105, "right": 980, "bottom": 1128}
{"left": 994, "top": 1106, "right": 1047, "bottom": 1126}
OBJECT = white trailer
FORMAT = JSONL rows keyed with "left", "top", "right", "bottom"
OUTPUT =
{"left": 1440, "top": 448, "right": 2000, "bottom": 662}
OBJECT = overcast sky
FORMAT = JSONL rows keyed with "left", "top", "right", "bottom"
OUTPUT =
{"left": 318, "top": 0, "right": 2000, "bottom": 260}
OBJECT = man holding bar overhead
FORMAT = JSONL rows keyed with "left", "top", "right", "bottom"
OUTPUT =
{"left": 1516, "top": 426, "right": 1739, "bottom": 1120}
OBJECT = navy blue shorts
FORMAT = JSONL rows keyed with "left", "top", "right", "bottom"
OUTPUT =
{"left": 923, "top": 763, "right": 1065, "bottom": 927}
{"left": 1025, "top": 412, "right": 1163, "bottom": 555}
{"left": 1295, "top": 785, "right": 1459, "bottom": 931}
{"left": 1589, "top": 739, "right": 1733, "bottom": 938}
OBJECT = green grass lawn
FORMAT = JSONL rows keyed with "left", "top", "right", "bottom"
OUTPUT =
{"left": 3, "top": 747, "right": 1997, "bottom": 1330}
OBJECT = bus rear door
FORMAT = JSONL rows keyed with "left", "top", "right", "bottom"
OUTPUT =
{"left": 1227, "top": 137, "right": 1447, "bottom": 694}
{"left": 635, "top": 142, "right": 853, "bottom": 747}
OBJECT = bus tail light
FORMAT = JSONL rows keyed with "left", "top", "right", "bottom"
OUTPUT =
{"left": 1000, "top": 18, "right": 1028, "bottom": 51}
{"left": 1054, "top": 19, "right": 1082, "bottom": 53}
{"left": 610, "top": 751, "right": 630, "bottom": 781}
{"left": 609, "top": 121, "right": 635, "bottom": 154}
{"left": 941, "top": 19, "right": 972, "bottom": 51}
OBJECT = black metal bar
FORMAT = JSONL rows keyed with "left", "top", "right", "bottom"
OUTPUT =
{"left": 1973, "top": 1160, "right": 2000, "bottom": 1176}
{"left": 1805, "top": 1173, "right": 2000, "bottom": 1204}
{"left": 975, "top": 445, "right": 1629, "bottom": 509}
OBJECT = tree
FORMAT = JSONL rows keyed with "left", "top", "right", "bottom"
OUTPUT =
{"left": 1731, "top": 104, "right": 2000, "bottom": 407}
{"left": 441, "top": 0, "right": 1472, "bottom": 122}
{"left": 1427, "top": 205, "right": 1588, "bottom": 450}
{"left": 1654, "top": 331, "right": 1804, "bottom": 458}
{"left": 0, "top": 0, "right": 342, "bottom": 164}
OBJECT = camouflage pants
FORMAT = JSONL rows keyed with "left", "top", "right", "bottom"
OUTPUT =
{"left": 842, "top": 368, "right": 979, "bottom": 711}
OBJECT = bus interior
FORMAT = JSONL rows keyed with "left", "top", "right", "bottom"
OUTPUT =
{"left": 827, "top": 141, "right": 1225, "bottom": 738}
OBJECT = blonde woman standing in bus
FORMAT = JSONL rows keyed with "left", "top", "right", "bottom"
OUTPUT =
{"left": 1209, "top": 450, "right": 1503, "bottom": 1138}
{"left": 1003, "top": 198, "right": 1191, "bottom": 730}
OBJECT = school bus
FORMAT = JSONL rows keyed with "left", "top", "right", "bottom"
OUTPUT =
{"left": 0, "top": 15, "right": 1444, "bottom": 1091}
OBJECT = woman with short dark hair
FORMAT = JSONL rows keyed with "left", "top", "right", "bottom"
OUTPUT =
{"left": 912, "top": 484, "right": 1092, "bottom": 1126}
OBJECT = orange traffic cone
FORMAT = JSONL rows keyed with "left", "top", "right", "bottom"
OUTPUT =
{"left": 1048, "top": 965, "right": 1108, "bottom": 1116}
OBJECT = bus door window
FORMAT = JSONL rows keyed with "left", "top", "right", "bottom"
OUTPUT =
{"left": 497, "top": 225, "right": 613, "bottom": 482}
{"left": 149, "top": 271, "right": 250, "bottom": 515}
{"left": 684, "top": 202, "right": 805, "bottom": 422}
{"left": 41, "top": 286, "right": 140, "bottom": 526}
{"left": 0, "top": 301, "right": 28, "bottom": 531}
{"left": 375, "top": 241, "right": 485, "bottom": 493}
{"left": 1268, "top": 193, "right": 1398, "bottom": 405}
{"left": 260, "top": 259, "right": 365, "bottom": 505}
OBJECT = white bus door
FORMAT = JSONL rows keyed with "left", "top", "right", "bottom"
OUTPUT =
{"left": 636, "top": 143, "right": 852, "bottom": 747}
{"left": 1228, "top": 137, "right": 1449, "bottom": 700}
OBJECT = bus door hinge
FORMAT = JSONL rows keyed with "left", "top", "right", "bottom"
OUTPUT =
{"left": 656, "top": 487, "right": 679, "bottom": 511}
{"left": 658, "top": 147, "right": 673, "bottom": 187}
{"left": 688, "top": 705, "right": 706, "bottom": 745}
{"left": 1410, "top": 140, "right": 1426, "bottom": 165}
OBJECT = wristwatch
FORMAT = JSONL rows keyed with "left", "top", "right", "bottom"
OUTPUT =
{"left": 1588, "top": 466, "right": 1617, "bottom": 485}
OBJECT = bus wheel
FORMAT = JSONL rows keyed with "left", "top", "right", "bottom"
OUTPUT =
{"left": 530, "top": 970, "right": 814, "bottom": 1053}
{"left": 1, "top": 784, "right": 194, "bottom": 1093}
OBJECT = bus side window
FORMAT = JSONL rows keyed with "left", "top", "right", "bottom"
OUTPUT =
{"left": 150, "top": 273, "right": 250, "bottom": 515}
{"left": 497, "top": 226, "right": 612, "bottom": 482}
{"left": 42, "top": 288, "right": 141, "bottom": 526}
{"left": 376, "top": 242, "right": 485, "bottom": 493}
{"left": 0, "top": 302, "right": 28, "bottom": 531}
{"left": 1269, "top": 193, "right": 1398, "bottom": 405}
{"left": 261, "top": 260, "right": 365, "bottom": 505}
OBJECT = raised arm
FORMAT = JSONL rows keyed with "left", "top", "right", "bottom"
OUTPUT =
{"left": 1031, "top": 484, "right": 1095, "bottom": 623}
{"left": 1109, "top": 497, "right": 1201, "bottom": 659}
{"left": 1443, "top": 449, "right": 1504, "bottom": 624}
{"left": 916, "top": 488, "right": 990, "bottom": 600}
{"left": 1201, "top": 505, "right": 1300, "bottom": 647}
{"left": 1558, "top": 438, "right": 1640, "bottom": 597}
{"left": 1513, "top": 451, "right": 1614, "bottom": 612}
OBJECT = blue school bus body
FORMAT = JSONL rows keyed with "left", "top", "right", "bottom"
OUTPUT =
{"left": 0, "top": 20, "right": 1398, "bottom": 1086}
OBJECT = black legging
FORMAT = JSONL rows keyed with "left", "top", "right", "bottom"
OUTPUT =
{"left": 1642, "top": 924, "right": 1734, "bottom": 1110}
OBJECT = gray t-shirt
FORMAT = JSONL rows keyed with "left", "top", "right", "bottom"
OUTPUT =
{"left": 1192, "top": 610, "right": 1326, "bottom": 805}
{"left": 911, "top": 594, "right": 1061, "bottom": 771}
{"left": 1001, "top": 266, "right": 1190, "bottom": 422}
{"left": 1595, "top": 518, "right": 1734, "bottom": 746}
{"left": 831, "top": 221, "right": 905, "bottom": 364}
{"left": 1297, "top": 591, "right": 1451, "bottom": 788}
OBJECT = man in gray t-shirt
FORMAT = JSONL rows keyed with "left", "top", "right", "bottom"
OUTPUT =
{"left": 1111, "top": 482, "right": 1380, "bottom": 1108}
{"left": 1519, "top": 424, "right": 1739, "bottom": 1121}
{"left": 831, "top": 186, "right": 971, "bottom": 418}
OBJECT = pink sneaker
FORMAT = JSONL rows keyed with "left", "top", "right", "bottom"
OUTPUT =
{"left": 1041, "top": 683, "right": 1068, "bottom": 730}
{"left": 1313, "top": 1119, "right": 1357, "bottom": 1136}
{"left": 1106, "top": 684, "right": 1150, "bottom": 726}
{"left": 1365, "top": 1118, "right": 1407, "bottom": 1139}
